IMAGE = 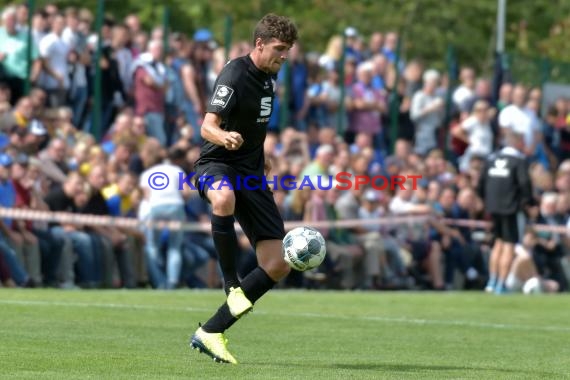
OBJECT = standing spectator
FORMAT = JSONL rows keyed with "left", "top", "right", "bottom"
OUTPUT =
{"left": 382, "top": 32, "right": 399, "bottom": 65}
{"left": 347, "top": 61, "right": 386, "bottom": 149}
{"left": 132, "top": 40, "right": 168, "bottom": 146}
{"left": 363, "top": 32, "right": 384, "bottom": 60}
{"left": 0, "top": 6, "right": 40, "bottom": 104}
{"left": 498, "top": 85, "right": 540, "bottom": 157}
{"left": 63, "top": 7, "right": 90, "bottom": 129}
{"left": 452, "top": 66, "right": 476, "bottom": 114}
{"left": 277, "top": 42, "right": 308, "bottom": 131}
{"left": 410, "top": 69, "right": 445, "bottom": 156}
{"left": 38, "top": 13, "right": 70, "bottom": 107}
{"left": 30, "top": 11, "right": 48, "bottom": 48}
{"left": 170, "top": 34, "right": 203, "bottom": 144}
{"left": 111, "top": 23, "right": 134, "bottom": 103}
{"left": 139, "top": 147, "right": 190, "bottom": 289}
{"left": 452, "top": 99, "right": 494, "bottom": 173}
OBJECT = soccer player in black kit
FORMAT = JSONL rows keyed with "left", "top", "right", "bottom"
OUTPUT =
{"left": 478, "top": 131, "right": 533, "bottom": 295}
{"left": 189, "top": 14, "right": 298, "bottom": 364}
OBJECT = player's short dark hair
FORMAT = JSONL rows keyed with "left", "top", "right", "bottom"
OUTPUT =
{"left": 253, "top": 13, "right": 298, "bottom": 46}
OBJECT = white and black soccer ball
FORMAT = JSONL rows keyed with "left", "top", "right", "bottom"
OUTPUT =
{"left": 282, "top": 227, "right": 327, "bottom": 271}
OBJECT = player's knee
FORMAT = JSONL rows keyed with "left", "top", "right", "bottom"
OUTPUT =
{"left": 264, "top": 259, "right": 291, "bottom": 281}
{"left": 209, "top": 188, "right": 236, "bottom": 215}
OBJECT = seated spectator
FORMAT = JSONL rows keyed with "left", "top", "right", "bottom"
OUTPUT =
{"left": 305, "top": 185, "right": 363, "bottom": 289}
{"left": 506, "top": 228, "right": 560, "bottom": 293}
{"left": 389, "top": 183, "right": 444, "bottom": 290}
{"left": 534, "top": 193, "right": 568, "bottom": 291}
{"left": 182, "top": 190, "right": 220, "bottom": 289}
{"left": 12, "top": 152, "right": 63, "bottom": 287}
{"left": 38, "top": 137, "right": 69, "bottom": 190}
{"left": 44, "top": 172, "right": 95, "bottom": 288}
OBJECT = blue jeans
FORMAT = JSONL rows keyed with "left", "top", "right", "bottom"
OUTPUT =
{"left": 144, "top": 204, "right": 185, "bottom": 289}
{"left": 33, "top": 228, "right": 63, "bottom": 286}
{"left": 50, "top": 227, "right": 95, "bottom": 286}
{"left": 144, "top": 112, "right": 166, "bottom": 146}
{"left": 0, "top": 237, "right": 28, "bottom": 286}
{"left": 69, "top": 86, "right": 88, "bottom": 128}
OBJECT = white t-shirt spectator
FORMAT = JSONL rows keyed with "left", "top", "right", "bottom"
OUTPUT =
{"left": 461, "top": 115, "right": 493, "bottom": 155}
{"left": 389, "top": 195, "right": 416, "bottom": 214}
{"left": 62, "top": 27, "right": 79, "bottom": 50}
{"left": 39, "top": 33, "right": 70, "bottom": 90}
{"left": 498, "top": 104, "right": 540, "bottom": 149}
{"left": 140, "top": 162, "right": 186, "bottom": 208}
{"left": 389, "top": 194, "right": 427, "bottom": 242}
{"left": 453, "top": 85, "right": 474, "bottom": 112}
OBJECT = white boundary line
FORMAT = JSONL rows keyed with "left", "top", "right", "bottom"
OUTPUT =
{"left": 1, "top": 299, "right": 569, "bottom": 333}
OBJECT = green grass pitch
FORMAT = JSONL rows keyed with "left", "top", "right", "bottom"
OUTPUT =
{"left": 1, "top": 289, "right": 569, "bottom": 379}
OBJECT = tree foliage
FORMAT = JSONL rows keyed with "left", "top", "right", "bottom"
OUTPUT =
{"left": 8, "top": 0, "right": 570, "bottom": 72}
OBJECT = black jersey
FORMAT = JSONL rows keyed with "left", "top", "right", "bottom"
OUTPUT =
{"left": 477, "top": 146, "right": 533, "bottom": 215}
{"left": 196, "top": 55, "right": 276, "bottom": 178}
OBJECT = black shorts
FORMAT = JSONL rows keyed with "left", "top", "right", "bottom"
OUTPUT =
{"left": 491, "top": 214, "right": 519, "bottom": 244}
{"left": 194, "top": 162, "right": 285, "bottom": 247}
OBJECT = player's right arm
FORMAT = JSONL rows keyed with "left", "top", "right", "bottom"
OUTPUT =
{"left": 201, "top": 113, "right": 244, "bottom": 151}
{"left": 202, "top": 62, "right": 244, "bottom": 151}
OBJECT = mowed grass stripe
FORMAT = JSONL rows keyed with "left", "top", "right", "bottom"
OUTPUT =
{"left": 1, "top": 290, "right": 569, "bottom": 379}
{"left": 1, "top": 297, "right": 570, "bottom": 333}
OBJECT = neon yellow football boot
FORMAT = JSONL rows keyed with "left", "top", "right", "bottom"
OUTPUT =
{"left": 227, "top": 287, "right": 253, "bottom": 318}
{"left": 190, "top": 327, "right": 238, "bottom": 364}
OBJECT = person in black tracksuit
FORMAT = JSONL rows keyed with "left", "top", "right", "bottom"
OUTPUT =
{"left": 477, "top": 131, "right": 533, "bottom": 294}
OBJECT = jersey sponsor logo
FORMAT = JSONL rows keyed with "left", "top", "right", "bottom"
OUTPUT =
{"left": 211, "top": 85, "right": 235, "bottom": 108}
{"left": 260, "top": 96, "right": 272, "bottom": 117}
{"left": 489, "top": 158, "right": 510, "bottom": 177}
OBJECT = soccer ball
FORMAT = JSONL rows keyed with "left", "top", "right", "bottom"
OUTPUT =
{"left": 282, "top": 227, "right": 327, "bottom": 271}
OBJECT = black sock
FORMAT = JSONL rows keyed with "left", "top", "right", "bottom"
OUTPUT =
{"left": 241, "top": 266, "right": 276, "bottom": 304}
{"left": 201, "top": 304, "right": 237, "bottom": 333}
{"left": 211, "top": 214, "right": 240, "bottom": 293}
{"left": 201, "top": 267, "right": 277, "bottom": 334}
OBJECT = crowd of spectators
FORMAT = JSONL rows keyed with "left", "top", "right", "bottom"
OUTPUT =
{"left": 0, "top": 3, "right": 569, "bottom": 292}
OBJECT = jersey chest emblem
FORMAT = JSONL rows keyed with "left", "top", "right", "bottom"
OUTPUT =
{"left": 260, "top": 97, "right": 272, "bottom": 116}
{"left": 257, "top": 97, "right": 272, "bottom": 122}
